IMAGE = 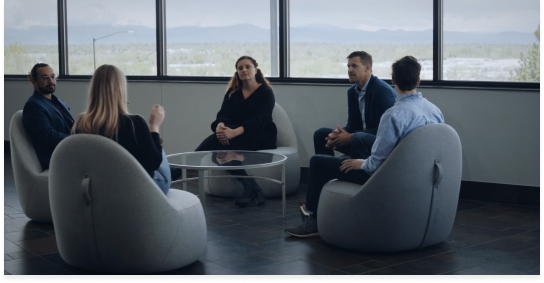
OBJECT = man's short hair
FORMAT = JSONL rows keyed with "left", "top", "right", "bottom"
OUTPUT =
{"left": 347, "top": 51, "right": 372, "bottom": 66}
{"left": 391, "top": 56, "right": 421, "bottom": 91}
{"left": 28, "top": 63, "right": 50, "bottom": 82}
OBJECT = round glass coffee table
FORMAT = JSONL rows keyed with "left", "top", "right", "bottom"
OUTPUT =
{"left": 167, "top": 151, "right": 288, "bottom": 218}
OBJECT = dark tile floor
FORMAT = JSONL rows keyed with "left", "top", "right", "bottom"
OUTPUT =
{"left": 4, "top": 156, "right": 540, "bottom": 275}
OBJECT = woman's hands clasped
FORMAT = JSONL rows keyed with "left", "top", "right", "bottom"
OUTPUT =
{"left": 149, "top": 104, "right": 165, "bottom": 133}
{"left": 215, "top": 122, "right": 243, "bottom": 146}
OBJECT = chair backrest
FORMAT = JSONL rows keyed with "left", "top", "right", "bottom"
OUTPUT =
{"left": 49, "top": 134, "right": 182, "bottom": 271}
{"left": 272, "top": 103, "right": 298, "bottom": 148}
{"left": 10, "top": 110, "right": 48, "bottom": 219}
{"left": 353, "top": 123, "right": 462, "bottom": 249}
{"left": 9, "top": 110, "right": 43, "bottom": 174}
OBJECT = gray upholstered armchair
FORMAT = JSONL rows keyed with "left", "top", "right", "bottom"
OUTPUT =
{"left": 49, "top": 134, "right": 207, "bottom": 274}
{"left": 206, "top": 103, "right": 300, "bottom": 197}
{"left": 9, "top": 110, "right": 52, "bottom": 222}
{"left": 317, "top": 123, "right": 462, "bottom": 252}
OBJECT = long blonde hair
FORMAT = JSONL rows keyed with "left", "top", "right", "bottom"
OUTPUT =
{"left": 72, "top": 64, "right": 128, "bottom": 140}
{"left": 226, "top": 56, "right": 272, "bottom": 98}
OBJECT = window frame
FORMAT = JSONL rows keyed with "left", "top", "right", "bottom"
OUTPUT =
{"left": 3, "top": 0, "right": 539, "bottom": 90}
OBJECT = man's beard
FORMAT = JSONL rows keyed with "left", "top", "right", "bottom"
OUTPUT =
{"left": 38, "top": 84, "right": 55, "bottom": 95}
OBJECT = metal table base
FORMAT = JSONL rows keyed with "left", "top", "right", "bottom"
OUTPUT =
{"left": 171, "top": 163, "right": 287, "bottom": 218}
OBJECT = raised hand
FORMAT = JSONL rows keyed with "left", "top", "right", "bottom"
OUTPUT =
{"left": 149, "top": 104, "right": 165, "bottom": 133}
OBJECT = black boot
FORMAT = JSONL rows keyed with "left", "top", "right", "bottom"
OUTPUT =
{"left": 250, "top": 179, "right": 266, "bottom": 205}
{"left": 234, "top": 178, "right": 266, "bottom": 207}
{"left": 170, "top": 168, "right": 182, "bottom": 181}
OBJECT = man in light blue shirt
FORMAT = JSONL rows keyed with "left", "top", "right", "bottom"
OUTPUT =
{"left": 286, "top": 56, "right": 444, "bottom": 238}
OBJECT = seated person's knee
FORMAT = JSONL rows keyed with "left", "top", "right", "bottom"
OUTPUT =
{"left": 351, "top": 132, "right": 369, "bottom": 145}
{"left": 314, "top": 127, "right": 331, "bottom": 140}
{"left": 310, "top": 154, "right": 330, "bottom": 168}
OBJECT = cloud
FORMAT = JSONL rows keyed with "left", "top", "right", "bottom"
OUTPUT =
{"left": 4, "top": 0, "right": 540, "bottom": 33}
{"left": 5, "top": 0, "right": 58, "bottom": 29}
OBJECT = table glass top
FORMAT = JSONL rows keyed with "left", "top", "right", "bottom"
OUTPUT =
{"left": 167, "top": 151, "right": 286, "bottom": 169}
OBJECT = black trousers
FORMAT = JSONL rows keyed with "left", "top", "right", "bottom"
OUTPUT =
{"left": 305, "top": 155, "right": 371, "bottom": 216}
{"left": 195, "top": 133, "right": 255, "bottom": 151}
{"left": 313, "top": 127, "right": 376, "bottom": 159}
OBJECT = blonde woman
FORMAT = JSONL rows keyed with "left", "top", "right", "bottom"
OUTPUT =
{"left": 195, "top": 56, "right": 277, "bottom": 207}
{"left": 72, "top": 64, "right": 172, "bottom": 194}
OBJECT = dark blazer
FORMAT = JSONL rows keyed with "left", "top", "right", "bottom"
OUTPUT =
{"left": 211, "top": 84, "right": 277, "bottom": 150}
{"left": 343, "top": 75, "right": 396, "bottom": 136}
{"left": 23, "top": 91, "right": 73, "bottom": 169}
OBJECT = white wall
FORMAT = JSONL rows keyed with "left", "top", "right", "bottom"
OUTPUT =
{"left": 5, "top": 79, "right": 539, "bottom": 187}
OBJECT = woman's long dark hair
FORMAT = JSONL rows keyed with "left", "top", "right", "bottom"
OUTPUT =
{"left": 226, "top": 56, "right": 272, "bottom": 98}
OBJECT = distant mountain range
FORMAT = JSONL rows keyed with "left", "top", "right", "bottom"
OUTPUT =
{"left": 4, "top": 24, "right": 538, "bottom": 45}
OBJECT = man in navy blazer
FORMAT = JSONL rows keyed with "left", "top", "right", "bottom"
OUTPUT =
{"left": 314, "top": 51, "right": 396, "bottom": 159}
{"left": 23, "top": 63, "right": 74, "bottom": 169}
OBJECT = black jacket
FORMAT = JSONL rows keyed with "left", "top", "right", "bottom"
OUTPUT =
{"left": 343, "top": 75, "right": 397, "bottom": 136}
{"left": 211, "top": 85, "right": 277, "bottom": 150}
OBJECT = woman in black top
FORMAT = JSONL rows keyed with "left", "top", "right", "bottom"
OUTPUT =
{"left": 72, "top": 64, "right": 172, "bottom": 194}
{"left": 195, "top": 56, "right": 277, "bottom": 207}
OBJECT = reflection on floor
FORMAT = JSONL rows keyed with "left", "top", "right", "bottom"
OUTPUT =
{"left": 4, "top": 156, "right": 540, "bottom": 275}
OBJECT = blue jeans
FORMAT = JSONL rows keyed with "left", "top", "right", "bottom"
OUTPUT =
{"left": 313, "top": 127, "right": 376, "bottom": 159}
{"left": 152, "top": 150, "right": 171, "bottom": 195}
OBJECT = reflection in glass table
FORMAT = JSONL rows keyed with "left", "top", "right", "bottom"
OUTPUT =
{"left": 167, "top": 151, "right": 288, "bottom": 218}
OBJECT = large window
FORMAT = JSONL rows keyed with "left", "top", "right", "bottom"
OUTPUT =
{"left": 4, "top": 0, "right": 59, "bottom": 75}
{"left": 3, "top": 0, "right": 540, "bottom": 86}
{"left": 443, "top": 0, "right": 540, "bottom": 82}
{"left": 289, "top": 0, "right": 433, "bottom": 80}
{"left": 67, "top": 0, "right": 157, "bottom": 75}
{"left": 165, "top": 0, "right": 278, "bottom": 77}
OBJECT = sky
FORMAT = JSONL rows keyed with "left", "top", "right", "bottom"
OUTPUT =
{"left": 4, "top": 0, "right": 541, "bottom": 33}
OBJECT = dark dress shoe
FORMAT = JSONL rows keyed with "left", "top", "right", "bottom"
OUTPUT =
{"left": 234, "top": 178, "right": 266, "bottom": 207}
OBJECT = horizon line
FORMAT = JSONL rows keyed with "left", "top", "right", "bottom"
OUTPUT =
{"left": 3, "top": 24, "right": 536, "bottom": 34}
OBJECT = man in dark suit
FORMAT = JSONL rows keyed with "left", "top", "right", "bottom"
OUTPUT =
{"left": 23, "top": 63, "right": 74, "bottom": 169}
{"left": 313, "top": 51, "right": 396, "bottom": 159}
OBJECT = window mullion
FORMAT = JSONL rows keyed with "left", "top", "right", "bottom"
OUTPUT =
{"left": 57, "top": 0, "right": 68, "bottom": 76}
{"left": 433, "top": 0, "right": 443, "bottom": 82}
{"left": 156, "top": 0, "right": 167, "bottom": 77}
{"left": 270, "top": 0, "right": 279, "bottom": 77}
{"left": 279, "top": 0, "right": 290, "bottom": 78}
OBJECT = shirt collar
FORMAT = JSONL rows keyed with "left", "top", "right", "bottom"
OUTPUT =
{"left": 33, "top": 90, "right": 56, "bottom": 100}
{"left": 356, "top": 77, "right": 371, "bottom": 94}
{"left": 395, "top": 92, "right": 422, "bottom": 103}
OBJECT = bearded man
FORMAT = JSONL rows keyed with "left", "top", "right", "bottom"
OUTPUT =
{"left": 22, "top": 63, "right": 74, "bottom": 169}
